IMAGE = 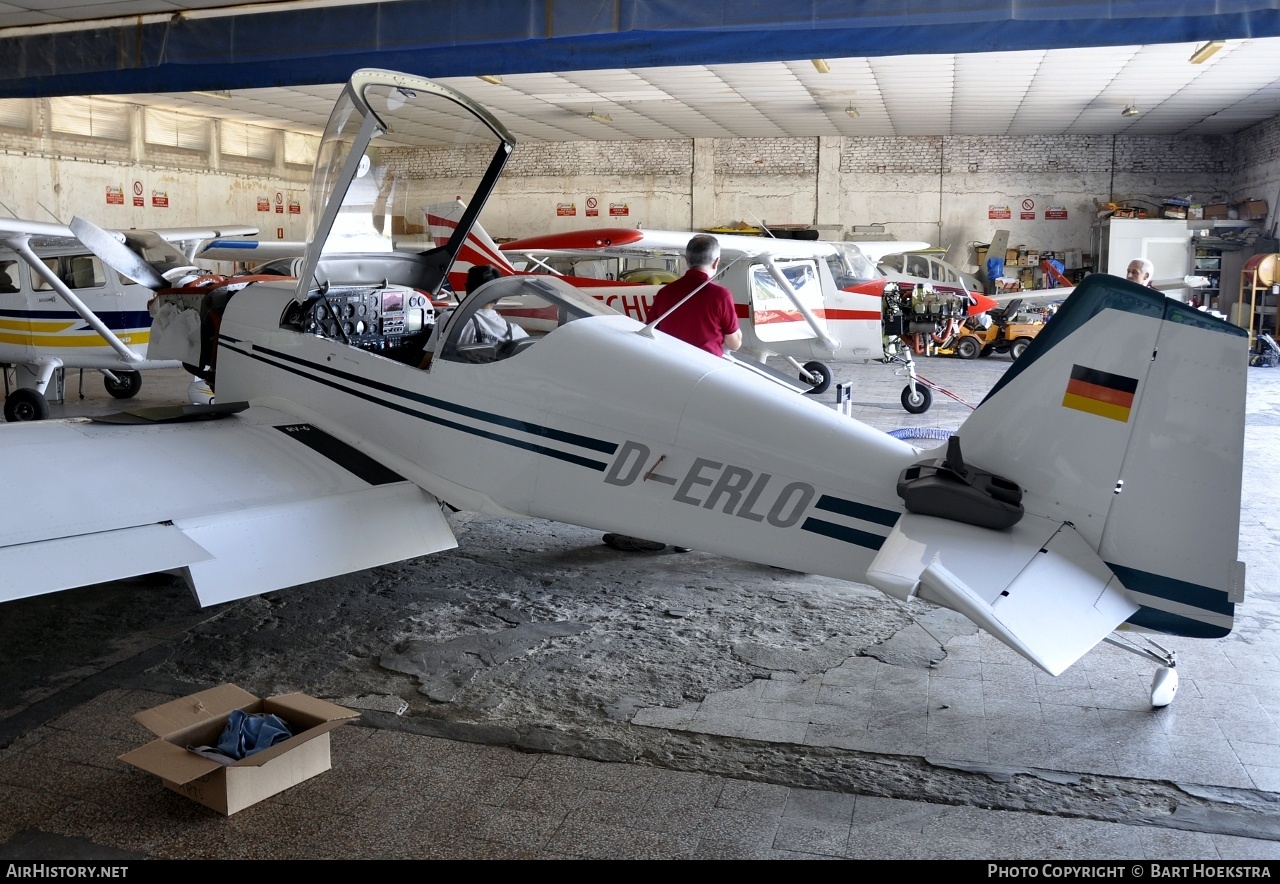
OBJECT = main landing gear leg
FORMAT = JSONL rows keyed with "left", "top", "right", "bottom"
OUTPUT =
{"left": 1103, "top": 634, "right": 1178, "bottom": 708}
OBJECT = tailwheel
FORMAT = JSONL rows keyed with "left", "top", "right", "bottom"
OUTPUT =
{"left": 1104, "top": 634, "right": 1178, "bottom": 708}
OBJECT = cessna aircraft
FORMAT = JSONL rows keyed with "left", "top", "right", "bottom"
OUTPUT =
{"left": 0, "top": 69, "right": 1247, "bottom": 708}
{"left": 484, "top": 220, "right": 1004, "bottom": 409}
{"left": 0, "top": 218, "right": 256, "bottom": 420}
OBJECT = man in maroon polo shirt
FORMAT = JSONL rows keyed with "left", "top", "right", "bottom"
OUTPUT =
{"left": 602, "top": 234, "right": 741, "bottom": 554}
{"left": 649, "top": 234, "right": 743, "bottom": 356}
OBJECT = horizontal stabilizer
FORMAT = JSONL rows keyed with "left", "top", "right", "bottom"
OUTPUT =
{"left": 865, "top": 513, "right": 1137, "bottom": 675}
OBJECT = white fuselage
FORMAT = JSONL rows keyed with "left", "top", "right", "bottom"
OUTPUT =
{"left": 215, "top": 280, "right": 926, "bottom": 581}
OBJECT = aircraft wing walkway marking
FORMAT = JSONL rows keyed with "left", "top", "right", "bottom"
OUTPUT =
{"left": 866, "top": 512, "right": 1138, "bottom": 676}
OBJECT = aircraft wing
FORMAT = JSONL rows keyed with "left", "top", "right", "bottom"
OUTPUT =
{"left": 195, "top": 239, "right": 307, "bottom": 264}
{"left": 0, "top": 404, "right": 457, "bottom": 608}
{"left": 864, "top": 512, "right": 1138, "bottom": 676}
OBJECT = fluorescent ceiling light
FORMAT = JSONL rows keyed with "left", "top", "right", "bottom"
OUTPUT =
{"left": 1189, "top": 41, "right": 1225, "bottom": 64}
{"left": 811, "top": 58, "right": 830, "bottom": 74}
{"left": 193, "top": 90, "right": 231, "bottom": 100}
{"left": 586, "top": 110, "right": 613, "bottom": 124}
{"left": 1122, "top": 105, "right": 1139, "bottom": 117}
{"left": 845, "top": 105, "right": 860, "bottom": 119}
{"left": 477, "top": 75, "right": 503, "bottom": 85}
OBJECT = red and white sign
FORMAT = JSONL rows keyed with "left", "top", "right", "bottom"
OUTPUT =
{"left": 132, "top": 180, "right": 144, "bottom": 207}
{"left": 288, "top": 200, "right": 301, "bottom": 216}
{"left": 1021, "top": 198, "right": 1035, "bottom": 211}
{"left": 106, "top": 185, "right": 124, "bottom": 205}
{"left": 988, "top": 205, "right": 1011, "bottom": 220}
{"left": 275, "top": 192, "right": 284, "bottom": 214}
{"left": 586, "top": 196, "right": 599, "bottom": 218}
{"left": 608, "top": 203, "right": 629, "bottom": 217}
{"left": 151, "top": 190, "right": 169, "bottom": 208}
{"left": 257, "top": 197, "right": 271, "bottom": 212}
{"left": 556, "top": 202, "right": 576, "bottom": 217}
{"left": 1020, "top": 211, "right": 1036, "bottom": 221}
{"left": 277, "top": 228, "right": 284, "bottom": 239}
{"left": 1045, "top": 206, "right": 1069, "bottom": 220}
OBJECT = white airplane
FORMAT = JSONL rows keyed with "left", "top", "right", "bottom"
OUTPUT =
{"left": 0, "top": 218, "right": 256, "bottom": 420}
{"left": 425, "top": 208, "right": 996, "bottom": 412}
{"left": 0, "top": 69, "right": 1247, "bottom": 709}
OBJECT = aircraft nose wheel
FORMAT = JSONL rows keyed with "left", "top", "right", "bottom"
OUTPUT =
{"left": 901, "top": 384, "right": 932, "bottom": 414}
{"left": 4, "top": 388, "right": 51, "bottom": 422}
{"left": 801, "top": 361, "right": 832, "bottom": 395}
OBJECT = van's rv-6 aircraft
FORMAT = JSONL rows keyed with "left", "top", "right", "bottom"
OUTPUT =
{"left": 0, "top": 69, "right": 1248, "bottom": 708}
{"left": 0, "top": 218, "right": 256, "bottom": 421}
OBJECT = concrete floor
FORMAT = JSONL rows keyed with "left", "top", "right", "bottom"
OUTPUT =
{"left": 1, "top": 345, "right": 1279, "bottom": 861}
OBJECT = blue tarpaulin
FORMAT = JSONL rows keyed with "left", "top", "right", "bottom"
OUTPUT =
{"left": 2, "top": 1, "right": 1280, "bottom": 98}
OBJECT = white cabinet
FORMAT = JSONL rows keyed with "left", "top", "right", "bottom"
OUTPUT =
{"left": 1092, "top": 218, "right": 1194, "bottom": 297}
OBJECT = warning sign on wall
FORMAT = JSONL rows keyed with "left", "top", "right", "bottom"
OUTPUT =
{"left": 132, "top": 181, "right": 144, "bottom": 207}
{"left": 257, "top": 197, "right": 271, "bottom": 212}
{"left": 608, "top": 203, "right": 629, "bottom": 217}
{"left": 557, "top": 202, "right": 576, "bottom": 217}
{"left": 586, "top": 196, "right": 599, "bottom": 217}
{"left": 289, "top": 200, "right": 301, "bottom": 215}
{"left": 1045, "top": 206, "right": 1068, "bottom": 220}
{"left": 988, "top": 205, "right": 1011, "bottom": 220}
{"left": 152, "top": 190, "right": 169, "bottom": 208}
{"left": 106, "top": 186, "right": 124, "bottom": 205}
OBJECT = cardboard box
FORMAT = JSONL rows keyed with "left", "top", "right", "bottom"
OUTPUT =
{"left": 120, "top": 684, "right": 359, "bottom": 815}
{"left": 1203, "top": 203, "right": 1230, "bottom": 220}
{"left": 1236, "top": 199, "right": 1268, "bottom": 220}
{"left": 1005, "top": 248, "right": 1020, "bottom": 266}
{"left": 1188, "top": 205, "right": 1204, "bottom": 220}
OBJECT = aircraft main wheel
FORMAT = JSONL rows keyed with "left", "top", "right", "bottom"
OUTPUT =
{"left": 4, "top": 388, "right": 50, "bottom": 422}
{"left": 802, "top": 360, "right": 832, "bottom": 395}
{"left": 901, "top": 385, "right": 932, "bottom": 414}
{"left": 1009, "top": 338, "right": 1032, "bottom": 361}
{"left": 955, "top": 337, "right": 980, "bottom": 360}
{"left": 104, "top": 370, "right": 142, "bottom": 399}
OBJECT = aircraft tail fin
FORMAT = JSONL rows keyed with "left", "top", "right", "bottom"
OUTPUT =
{"left": 954, "top": 274, "right": 1247, "bottom": 641}
{"left": 424, "top": 200, "right": 516, "bottom": 294}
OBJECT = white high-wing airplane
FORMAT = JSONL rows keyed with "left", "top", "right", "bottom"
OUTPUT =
{"left": 0, "top": 69, "right": 1248, "bottom": 708}
{"left": 0, "top": 218, "right": 256, "bottom": 420}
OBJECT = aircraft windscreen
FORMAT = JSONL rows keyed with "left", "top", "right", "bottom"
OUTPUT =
{"left": 829, "top": 243, "right": 880, "bottom": 280}
{"left": 307, "top": 76, "right": 511, "bottom": 257}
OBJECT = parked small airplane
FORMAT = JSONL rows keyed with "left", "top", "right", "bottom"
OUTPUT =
{"left": 0, "top": 69, "right": 1246, "bottom": 709}
{"left": 0, "top": 218, "right": 256, "bottom": 420}
{"left": 423, "top": 209, "right": 997, "bottom": 411}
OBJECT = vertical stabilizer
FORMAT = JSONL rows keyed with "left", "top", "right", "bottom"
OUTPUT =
{"left": 424, "top": 200, "right": 516, "bottom": 293}
{"left": 954, "top": 274, "right": 1247, "bottom": 638}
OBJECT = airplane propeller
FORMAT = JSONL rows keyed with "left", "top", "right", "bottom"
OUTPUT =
{"left": 69, "top": 216, "right": 169, "bottom": 290}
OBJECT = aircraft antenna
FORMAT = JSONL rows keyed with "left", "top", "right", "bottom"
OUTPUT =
{"left": 37, "top": 202, "right": 64, "bottom": 225}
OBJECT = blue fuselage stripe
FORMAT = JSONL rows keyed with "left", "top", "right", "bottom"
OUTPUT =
{"left": 813, "top": 494, "right": 900, "bottom": 527}
{"left": 800, "top": 517, "right": 887, "bottom": 550}
{"left": 0, "top": 309, "right": 152, "bottom": 330}
{"left": 1127, "top": 606, "right": 1231, "bottom": 639}
{"left": 1107, "top": 562, "right": 1234, "bottom": 617}
{"left": 252, "top": 342, "right": 617, "bottom": 454}
{"left": 223, "top": 341, "right": 609, "bottom": 471}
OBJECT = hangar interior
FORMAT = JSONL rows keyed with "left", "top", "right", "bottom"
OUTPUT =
{"left": 2, "top": 0, "right": 1280, "bottom": 862}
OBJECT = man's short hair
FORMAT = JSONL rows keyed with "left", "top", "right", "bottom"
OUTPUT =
{"left": 466, "top": 264, "right": 501, "bottom": 292}
{"left": 685, "top": 235, "right": 720, "bottom": 269}
{"left": 1129, "top": 258, "right": 1154, "bottom": 277}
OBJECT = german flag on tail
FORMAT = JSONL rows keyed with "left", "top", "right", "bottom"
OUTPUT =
{"left": 1062, "top": 364, "right": 1138, "bottom": 423}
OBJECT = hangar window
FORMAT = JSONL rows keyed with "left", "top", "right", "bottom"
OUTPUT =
{"left": 284, "top": 132, "right": 320, "bottom": 168}
{"left": 50, "top": 97, "right": 129, "bottom": 141}
{"left": 221, "top": 120, "right": 276, "bottom": 162}
{"left": 0, "top": 99, "right": 33, "bottom": 133}
{"left": 145, "top": 108, "right": 210, "bottom": 152}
